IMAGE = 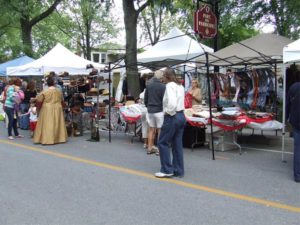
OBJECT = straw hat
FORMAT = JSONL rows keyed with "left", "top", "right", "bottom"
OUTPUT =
{"left": 87, "top": 88, "right": 99, "bottom": 96}
{"left": 102, "top": 89, "right": 109, "bottom": 95}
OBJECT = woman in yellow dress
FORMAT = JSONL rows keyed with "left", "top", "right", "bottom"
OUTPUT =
{"left": 33, "top": 76, "right": 67, "bottom": 145}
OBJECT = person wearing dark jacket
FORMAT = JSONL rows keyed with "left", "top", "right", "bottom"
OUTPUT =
{"left": 144, "top": 70, "right": 165, "bottom": 155}
{"left": 286, "top": 81, "right": 300, "bottom": 183}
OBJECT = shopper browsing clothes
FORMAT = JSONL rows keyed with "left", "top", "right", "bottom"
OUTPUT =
{"left": 155, "top": 68, "right": 186, "bottom": 178}
{"left": 144, "top": 70, "right": 166, "bottom": 155}
{"left": 4, "top": 78, "right": 24, "bottom": 140}
{"left": 33, "top": 76, "right": 68, "bottom": 145}
{"left": 286, "top": 81, "right": 300, "bottom": 183}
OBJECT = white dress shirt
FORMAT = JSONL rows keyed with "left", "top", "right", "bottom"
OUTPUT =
{"left": 176, "top": 84, "right": 185, "bottom": 111}
{"left": 163, "top": 82, "right": 178, "bottom": 116}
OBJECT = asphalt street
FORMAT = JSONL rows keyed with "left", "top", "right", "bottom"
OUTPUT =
{"left": 0, "top": 124, "right": 299, "bottom": 225}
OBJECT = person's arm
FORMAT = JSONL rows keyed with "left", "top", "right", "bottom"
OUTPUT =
{"left": 144, "top": 88, "right": 148, "bottom": 107}
{"left": 163, "top": 83, "right": 177, "bottom": 116}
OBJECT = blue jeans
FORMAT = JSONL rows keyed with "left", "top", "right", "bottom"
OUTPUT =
{"left": 158, "top": 115, "right": 176, "bottom": 174}
{"left": 172, "top": 112, "right": 186, "bottom": 176}
{"left": 20, "top": 103, "right": 29, "bottom": 114}
{"left": 293, "top": 128, "right": 300, "bottom": 181}
{"left": 5, "top": 107, "right": 19, "bottom": 137}
{"left": 158, "top": 112, "right": 186, "bottom": 175}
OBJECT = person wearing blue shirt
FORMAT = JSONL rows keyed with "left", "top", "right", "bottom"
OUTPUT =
{"left": 286, "top": 81, "right": 300, "bottom": 183}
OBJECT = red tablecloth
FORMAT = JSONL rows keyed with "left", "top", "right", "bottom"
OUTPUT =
{"left": 120, "top": 112, "right": 141, "bottom": 124}
{"left": 186, "top": 113, "right": 273, "bottom": 131}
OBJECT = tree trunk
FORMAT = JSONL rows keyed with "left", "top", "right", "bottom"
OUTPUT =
{"left": 85, "top": 21, "right": 91, "bottom": 60}
{"left": 123, "top": 0, "right": 140, "bottom": 98}
{"left": 20, "top": 18, "right": 33, "bottom": 57}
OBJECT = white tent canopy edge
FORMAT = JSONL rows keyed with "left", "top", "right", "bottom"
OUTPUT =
{"left": 7, "top": 43, "right": 105, "bottom": 76}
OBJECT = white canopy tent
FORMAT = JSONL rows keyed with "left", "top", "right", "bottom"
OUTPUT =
{"left": 282, "top": 39, "right": 300, "bottom": 161}
{"left": 137, "top": 27, "right": 213, "bottom": 68}
{"left": 197, "top": 33, "right": 292, "bottom": 66}
{"left": 283, "top": 39, "right": 300, "bottom": 64}
{"left": 7, "top": 43, "right": 105, "bottom": 76}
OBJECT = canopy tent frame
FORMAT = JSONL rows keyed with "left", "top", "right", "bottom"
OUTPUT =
{"left": 104, "top": 32, "right": 292, "bottom": 162}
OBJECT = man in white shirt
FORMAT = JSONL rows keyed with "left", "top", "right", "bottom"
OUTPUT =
{"left": 155, "top": 69, "right": 186, "bottom": 178}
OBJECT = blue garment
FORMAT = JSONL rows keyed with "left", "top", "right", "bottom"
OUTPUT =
{"left": 171, "top": 112, "right": 186, "bottom": 176}
{"left": 4, "top": 86, "right": 15, "bottom": 109}
{"left": 286, "top": 82, "right": 300, "bottom": 131}
{"left": 286, "top": 82, "right": 300, "bottom": 181}
{"left": 158, "top": 112, "right": 186, "bottom": 175}
{"left": 293, "top": 129, "right": 300, "bottom": 181}
{"left": 158, "top": 115, "right": 176, "bottom": 174}
{"left": 5, "top": 107, "right": 19, "bottom": 137}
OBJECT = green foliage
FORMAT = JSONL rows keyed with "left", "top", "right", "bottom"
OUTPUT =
{"left": 238, "top": 0, "right": 300, "bottom": 39}
{"left": 58, "top": 0, "right": 121, "bottom": 59}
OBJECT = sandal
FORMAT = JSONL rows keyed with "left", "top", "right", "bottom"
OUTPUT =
{"left": 147, "top": 149, "right": 155, "bottom": 155}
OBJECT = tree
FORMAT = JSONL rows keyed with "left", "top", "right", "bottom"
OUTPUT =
{"left": 122, "top": 0, "right": 150, "bottom": 98}
{"left": 2, "top": 0, "right": 62, "bottom": 57}
{"left": 122, "top": 0, "right": 178, "bottom": 97}
{"left": 238, "top": 0, "right": 300, "bottom": 39}
{"left": 139, "top": 4, "right": 190, "bottom": 46}
{"left": 55, "top": 0, "right": 120, "bottom": 60}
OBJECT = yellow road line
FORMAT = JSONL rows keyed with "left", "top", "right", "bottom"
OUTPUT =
{"left": 1, "top": 139, "right": 300, "bottom": 214}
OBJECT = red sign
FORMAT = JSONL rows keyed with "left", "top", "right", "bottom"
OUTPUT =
{"left": 194, "top": 5, "right": 217, "bottom": 39}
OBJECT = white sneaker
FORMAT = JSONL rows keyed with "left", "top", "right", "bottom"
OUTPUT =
{"left": 8, "top": 136, "right": 14, "bottom": 140}
{"left": 154, "top": 172, "right": 173, "bottom": 178}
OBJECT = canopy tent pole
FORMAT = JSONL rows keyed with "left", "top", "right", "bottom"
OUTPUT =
{"left": 274, "top": 62, "right": 278, "bottom": 120}
{"left": 205, "top": 52, "right": 215, "bottom": 160}
{"left": 281, "top": 63, "right": 287, "bottom": 162}
{"left": 109, "top": 62, "right": 112, "bottom": 143}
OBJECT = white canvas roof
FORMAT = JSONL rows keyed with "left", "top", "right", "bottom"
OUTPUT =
{"left": 7, "top": 43, "right": 105, "bottom": 76}
{"left": 137, "top": 27, "right": 213, "bottom": 68}
{"left": 283, "top": 38, "right": 300, "bottom": 63}
{"left": 198, "top": 33, "right": 293, "bottom": 66}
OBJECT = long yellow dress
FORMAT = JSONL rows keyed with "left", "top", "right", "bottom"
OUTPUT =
{"left": 33, "top": 87, "right": 68, "bottom": 145}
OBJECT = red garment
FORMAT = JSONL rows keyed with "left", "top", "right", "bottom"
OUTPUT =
{"left": 184, "top": 92, "right": 193, "bottom": 108}
{"left": 30, "top": 121, "right": 37, "bottom": 131}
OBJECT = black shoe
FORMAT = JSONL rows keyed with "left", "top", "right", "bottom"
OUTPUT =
{"left": 173, "top": 173, "right": 184, "bottom": 178}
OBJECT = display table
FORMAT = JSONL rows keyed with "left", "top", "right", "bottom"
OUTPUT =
{"left": 184, "top": 108, "right": 282, "bottom": 153}
{"left": 119, "top": 104, "right": 144, "bottom": 143}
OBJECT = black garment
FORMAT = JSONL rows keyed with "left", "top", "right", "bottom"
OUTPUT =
{"left": 78, "top": 84, "right": 89, "bottom": 93}
{"left": 286, "top": 82, "right": 300, "bottom": 131}
{"left": 144, "top": 77, "right": 165, "bottom": 113}
{"left": 122, "top": 79, "right": 128, "bottom": 96}
{"left": 23, "top": 90, "right": 37, "bottom": 104}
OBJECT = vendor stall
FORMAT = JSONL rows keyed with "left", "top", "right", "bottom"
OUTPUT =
{"left": 7, "top": 43, "right": 105, "bottom": 76}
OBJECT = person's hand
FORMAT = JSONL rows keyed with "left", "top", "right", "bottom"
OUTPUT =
{"left": 14, "top": 86, "right": 20, "bottom": 91}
